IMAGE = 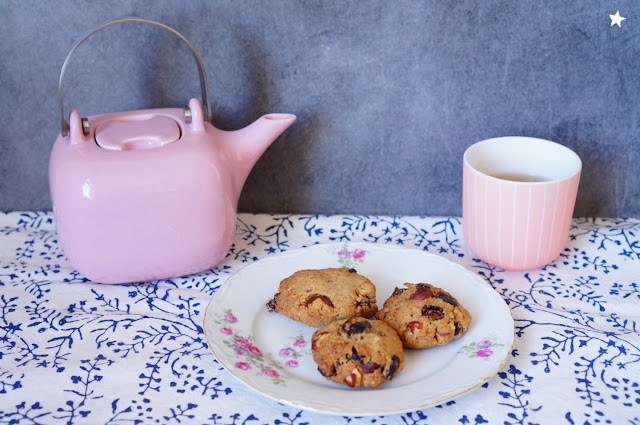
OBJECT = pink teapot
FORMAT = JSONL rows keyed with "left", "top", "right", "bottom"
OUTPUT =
{"left": 49, "top": 19, "right": 295, "bottom": 284}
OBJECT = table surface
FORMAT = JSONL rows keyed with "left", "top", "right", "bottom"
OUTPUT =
{"left": 1, "top": 212, "right": 639, "bottom": 425}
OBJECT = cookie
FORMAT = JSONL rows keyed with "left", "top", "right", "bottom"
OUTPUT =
{"left": 375, "top": 283, "right": 471, "bottom": 349}
{"left": 311, "top": 317, "right": 404, "bottom": 388}
{"left": 266, "top": 268, "right": 377, "bottom": 327}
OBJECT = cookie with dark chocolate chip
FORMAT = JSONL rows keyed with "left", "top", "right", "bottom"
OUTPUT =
{"left": 266, "top": 268, "right": 378, "bottom": 327}
{"left": 375, "top": 283, "right": 471, "bottom": 349}
{"left": 311, "top": 317, "right": 404, "bottom": 388}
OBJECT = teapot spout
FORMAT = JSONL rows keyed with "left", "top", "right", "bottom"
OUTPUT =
{"left": 221, "top": 113, "right": 296, "bottom": 199}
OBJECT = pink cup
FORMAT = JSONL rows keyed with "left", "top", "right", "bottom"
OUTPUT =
{"left": 463, "top": 136, "right": 581, "bottom": 271}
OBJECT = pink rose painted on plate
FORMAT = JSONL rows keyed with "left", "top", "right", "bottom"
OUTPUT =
{"left": 477, "top": 349, "right": 493, "bottom": 357}
{"left": 293, "top": 340, "right": 306, "bottom": 348}
{"left": 248, "top": 346, "right": 263, "bottom": 356}
{"left": 285, "top": 360, "right": 299, "bottom": 368}
{"left": 220, "top": 327, "right": 233, "bottom": 335}
{"left": 476, "top": 340, "right": 492, "bottom": 349}
{"left": 235, "top": 362, "right": 251, "bottom": 370}
{"left": 279, "top": 348, "right": 295, "bottom": 357}
{"left": 262, "top": 369, "right": 280, "bottom": 378}
{"left": 234, "top": 338, "right": 253, "bottom": 348}
{"left": 223, "top": 314, "right": 238, "bottom": 323}
{"left": 352, "top": 248, "right": 365, "bottom": 259}
{"left": 337, "top": 249, "right": 351, "bottom": 260}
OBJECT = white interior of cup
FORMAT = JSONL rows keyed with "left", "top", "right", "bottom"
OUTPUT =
{"left": 464, "top": 136, "right": 582, "bottom": 182}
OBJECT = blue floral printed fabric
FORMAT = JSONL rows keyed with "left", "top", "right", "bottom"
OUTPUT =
{"left": 0, "top": 212, "right": 639, "bottom": 424}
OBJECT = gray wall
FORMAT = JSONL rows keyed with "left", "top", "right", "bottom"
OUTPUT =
{"left": 1, "top": 0, "right": 638, "bottom": 217}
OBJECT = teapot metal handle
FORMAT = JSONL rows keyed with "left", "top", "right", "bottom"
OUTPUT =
{"left": 58, "top": 18, "right": 212, "bottom": 137}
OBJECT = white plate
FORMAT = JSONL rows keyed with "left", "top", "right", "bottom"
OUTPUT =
{"left": 203, "top": 242, "right": 514, "bottom": 415}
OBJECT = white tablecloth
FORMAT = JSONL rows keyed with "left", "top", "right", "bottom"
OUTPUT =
{"left": 1, "top": 212, "right": 639, "bottom": 424}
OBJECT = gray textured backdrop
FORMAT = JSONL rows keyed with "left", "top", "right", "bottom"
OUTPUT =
{"left": 1, "top": 0, "right": 638, "bottom": 216}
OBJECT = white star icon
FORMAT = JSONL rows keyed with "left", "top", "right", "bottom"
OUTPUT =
{"left": 610, "top": 11, "right": 626, "bottom": 27}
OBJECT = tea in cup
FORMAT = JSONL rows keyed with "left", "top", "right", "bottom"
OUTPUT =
{"left": 462, "top": 136, "right": 581, "bottom": 270}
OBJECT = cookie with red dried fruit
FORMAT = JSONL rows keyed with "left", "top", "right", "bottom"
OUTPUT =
{"left": 375, "top": 283, "right": 471, "bottom": 349}
{"left": 311, "top": 317, "right": 404, "bottom": 388}
{"left": 265, "top": 268, "right": 377, "bottom": 327}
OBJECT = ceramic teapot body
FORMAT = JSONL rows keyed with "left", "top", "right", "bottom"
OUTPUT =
{"left": 49, "top": 19, "right": 295, "bottom": 284}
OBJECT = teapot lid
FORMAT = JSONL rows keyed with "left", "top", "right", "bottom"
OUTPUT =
{"left": 95, "top": 115, "right": 180, "bottom": 150}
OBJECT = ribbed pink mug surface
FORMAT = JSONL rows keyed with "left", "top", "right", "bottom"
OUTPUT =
{"left": 463, "top": 137, "right": 581, "bottom": 271}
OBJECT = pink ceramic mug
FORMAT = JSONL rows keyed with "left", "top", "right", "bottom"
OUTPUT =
{"left": 463, "top": 136, "right": 581, "bottom": 271}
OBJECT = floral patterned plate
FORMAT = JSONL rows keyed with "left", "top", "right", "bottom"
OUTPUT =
{"left": 203, "top": 242, "right": 514, "bottom": 415}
